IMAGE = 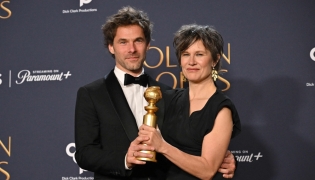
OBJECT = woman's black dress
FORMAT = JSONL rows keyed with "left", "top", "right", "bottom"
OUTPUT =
{"left": 161, "top": 88, "right": 241, "bottom": 180}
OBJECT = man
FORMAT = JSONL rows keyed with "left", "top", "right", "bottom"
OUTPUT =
{"left": 75, "top": 6, "right": 236, "bottom": 179}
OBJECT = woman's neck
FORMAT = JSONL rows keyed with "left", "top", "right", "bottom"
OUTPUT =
{"left": 189, "top": 78, "right": 216, "bottom": 100}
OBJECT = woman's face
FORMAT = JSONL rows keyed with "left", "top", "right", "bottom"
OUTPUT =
{"left": 180, "top": 40, "right": 216, "bottom": 83}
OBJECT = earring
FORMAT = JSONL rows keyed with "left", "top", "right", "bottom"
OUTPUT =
{"left": 182, "top": 75, "right": 187, "bottom": 82}
{"left": 211, "top": 67, "right": 218, "bottom": 81}
{"left": 181, "top": 72, "right": 187, "bottom": 82}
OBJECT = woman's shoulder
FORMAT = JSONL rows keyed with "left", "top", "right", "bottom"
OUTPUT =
{"left": 165, "top": 88, "right": 185, "bottom": 95}
{"left": 163, "top": 88, "right": 187, "bottom": 108}
{"left": 164, "top": 88, "right": 188, "bottom": 100}
{"left": 211, "top": 89, "right": 233, "bottom": 104}
{"left": 213, "top": 90, "right": 241, "bottom": 138}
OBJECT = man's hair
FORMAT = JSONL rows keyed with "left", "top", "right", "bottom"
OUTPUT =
{"left": 173, "top": 24, "right": 224, "bottom": 71}
{"left": 101, "top": 6, "right": 153, "bottom": 57}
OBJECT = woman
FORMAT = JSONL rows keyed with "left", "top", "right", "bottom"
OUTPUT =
{"left": 139, "top": 24, "right": 241, "bottom": 179}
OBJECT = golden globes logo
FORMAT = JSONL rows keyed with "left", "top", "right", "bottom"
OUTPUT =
{"left": 146, "top": 43, "right": 232, "bottom": 91}
{"left": 0, "top": 0, "right": 11, "bottom": 19}
{"left": 0, "top": 137, "right": 11, "bottom": 180}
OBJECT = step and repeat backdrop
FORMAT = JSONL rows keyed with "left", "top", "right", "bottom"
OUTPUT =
{"left": 1, "top": 0, "right": 315, "bottom": 179}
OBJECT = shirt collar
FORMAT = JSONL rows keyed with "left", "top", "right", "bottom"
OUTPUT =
{"left": 114, "top": 66, "right": 145, "bottom": 86}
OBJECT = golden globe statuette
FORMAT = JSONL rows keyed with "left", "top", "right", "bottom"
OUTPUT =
{"left": 137, "top": 86, "right": 162, "bottom": 162}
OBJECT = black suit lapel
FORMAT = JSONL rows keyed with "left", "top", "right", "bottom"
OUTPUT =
{"left": 148, "top": 77, "right": 165, "bottom": 130}
{"left": 104, "top": 70, "right": 139, "bottom": 142}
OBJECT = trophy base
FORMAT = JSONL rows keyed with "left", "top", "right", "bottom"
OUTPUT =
{"left": 136, "top": 150, "right": 157, "bottom": 162}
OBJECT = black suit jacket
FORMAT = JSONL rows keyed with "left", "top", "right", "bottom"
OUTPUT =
{"left": 75, "top": 69, "right": 172, "bottom": 180}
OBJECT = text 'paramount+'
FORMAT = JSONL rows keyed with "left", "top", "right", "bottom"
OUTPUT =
{"left": 15, "top": 70, "right": 72, "bottom": 84}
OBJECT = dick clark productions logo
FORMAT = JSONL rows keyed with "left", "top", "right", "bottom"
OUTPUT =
{"left": 80, "top": 0, "right": 92, "bottom": 7}
{"left": 66, "top": 143, "right": 87, "bottom": 174}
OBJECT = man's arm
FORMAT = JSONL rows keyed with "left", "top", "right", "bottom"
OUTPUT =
{"left": 74, "top": 86, "right": 154, "bottom": 176}
{"left": 74, "top": 86, "right": 127, "bottom": 176}
{"left": 218, "top": 150, "right": 237, "bottom": 179}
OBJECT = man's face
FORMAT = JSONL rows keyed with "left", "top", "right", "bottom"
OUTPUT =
{"left": 108, "top": 25, "right": 149, "bottom": 76}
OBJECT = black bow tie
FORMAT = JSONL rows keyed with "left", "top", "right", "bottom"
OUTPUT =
{"left": 124, "top": 73, "right": 148, "bottom": 87}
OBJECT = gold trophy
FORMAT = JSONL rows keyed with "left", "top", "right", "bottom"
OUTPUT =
{"left": 137, "top": 86, "right": 162, "bottom": 162}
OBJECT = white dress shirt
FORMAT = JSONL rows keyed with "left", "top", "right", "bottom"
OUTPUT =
{"left": 114, "top": 67, "right": 149, "bottom": 170}
{"left": 114, "top": 66, "right": 148, "bottom": 128}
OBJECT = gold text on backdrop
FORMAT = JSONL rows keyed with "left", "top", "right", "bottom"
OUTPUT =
{"left": 0, "top": 136, "right": 11, "bottom": 179}
{"left": 0, "top": 0, "right": 11, "bottom": 19}
{"left": 145, "top": 44, "right": 232, "bottom": 90}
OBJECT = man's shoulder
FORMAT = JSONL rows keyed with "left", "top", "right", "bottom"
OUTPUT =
{"left": 80, "top": 69, "right": 115, "bottom": 89}
{"left": 80, "top": 78, "right": 106, "bottom": 91}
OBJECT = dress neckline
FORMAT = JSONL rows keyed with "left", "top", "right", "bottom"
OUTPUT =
{"left": 184, "top": 88, "right": 218, "bottom": 117}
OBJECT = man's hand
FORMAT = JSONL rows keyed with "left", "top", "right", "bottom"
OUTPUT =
{"left": 218, "top": 150, "right": 236, "bottom": 179}
{"left": 126, "top": 136, "right": 154, "bottom": 169}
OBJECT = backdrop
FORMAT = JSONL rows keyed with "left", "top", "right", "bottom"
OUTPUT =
{"left": 1, "top": 0, "right": 315, "bottom": 179}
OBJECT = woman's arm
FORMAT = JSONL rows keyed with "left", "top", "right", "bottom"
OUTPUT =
{"left": 139, "top": 107, "right": 233, "bottom": 180}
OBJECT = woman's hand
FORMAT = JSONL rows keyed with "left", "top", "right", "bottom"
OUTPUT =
{"left": 138, "top": 124, "right": 166, "bottom": 153}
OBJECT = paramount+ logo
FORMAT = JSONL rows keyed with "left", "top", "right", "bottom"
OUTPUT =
{"left": 0, "top": 0, "right": 11, "bottom": 19}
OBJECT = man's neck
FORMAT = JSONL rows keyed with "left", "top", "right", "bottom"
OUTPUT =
{"left": 115, "top": 66, "right": 143, "bottom": 77}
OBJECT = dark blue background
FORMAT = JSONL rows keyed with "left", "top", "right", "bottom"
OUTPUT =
{"left": 1, "top": 0, "right": 315, "bottom": 179}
